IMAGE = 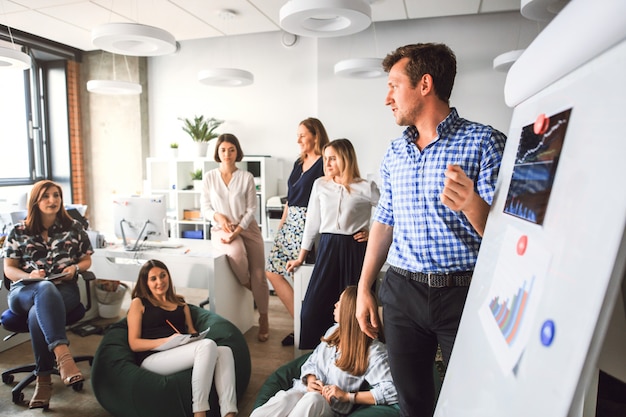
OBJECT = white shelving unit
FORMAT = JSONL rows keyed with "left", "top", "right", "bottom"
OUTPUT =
{"left": 146, "top": 156, "right": 279, "bottom": 241}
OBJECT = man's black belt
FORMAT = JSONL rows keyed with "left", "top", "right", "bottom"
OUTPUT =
{"left": 389, "top": 265, "right": 472, "bottom": 287}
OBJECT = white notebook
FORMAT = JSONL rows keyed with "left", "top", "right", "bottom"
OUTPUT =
{"left": 153, "top": 327, "right": 210, "bottom": 351}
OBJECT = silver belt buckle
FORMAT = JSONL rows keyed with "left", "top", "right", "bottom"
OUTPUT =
{"left": 427, "top": 273, "right": 436, "bottom": 287}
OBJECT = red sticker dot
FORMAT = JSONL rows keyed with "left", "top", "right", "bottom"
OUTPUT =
{"left": 517, "top": 235, "right": 528, "bottom": 256}
{"left": 534, "top": 113, "right": 550, "bottom": 135}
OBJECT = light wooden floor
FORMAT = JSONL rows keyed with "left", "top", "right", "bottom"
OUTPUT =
{"left": 0, "top": 287, "right": 296, "bottom": 417}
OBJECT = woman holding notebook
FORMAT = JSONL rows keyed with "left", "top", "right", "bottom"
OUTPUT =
{"left": 127, "top": 259, "right": 238, "bottom": 417}
{"left": 2, "top": 179, "right": 93, "bottom": 409}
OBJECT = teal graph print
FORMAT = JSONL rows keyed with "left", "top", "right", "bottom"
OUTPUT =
{"left": 488, "top": 277, "right": 534, "bottom": 345}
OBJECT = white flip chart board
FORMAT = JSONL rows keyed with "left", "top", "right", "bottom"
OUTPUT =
{"left": 435, "top": 1, "right": 626, "bottom": 416}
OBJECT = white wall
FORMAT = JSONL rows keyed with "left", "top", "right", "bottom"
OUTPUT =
{"left": 147, "top": 11, "right": 540, "bottom": 193}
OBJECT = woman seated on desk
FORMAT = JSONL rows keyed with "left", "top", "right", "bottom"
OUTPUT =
{"left": 200, "top": 133, "right": 270, "bottom": 342}
{"left": 2, "top": 180, "right": 93, "bottom": 409}
{"left": 127, "top": 259, "right": 238, "bottom": 417}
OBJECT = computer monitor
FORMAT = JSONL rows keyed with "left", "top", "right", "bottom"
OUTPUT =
{"left": 113, "top": 195, "right": 168, "bottom": 251}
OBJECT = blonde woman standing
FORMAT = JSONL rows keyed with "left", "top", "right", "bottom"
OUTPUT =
{"left": 286, "top": 139, "right": 379, "bottom": 349}
{"left": 266, "top": 117, "right": 330, "bottom": 345}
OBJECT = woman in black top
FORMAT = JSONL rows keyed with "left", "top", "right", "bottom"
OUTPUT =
{"left": 127, "top": 259, "right": 238, "bottom": 417}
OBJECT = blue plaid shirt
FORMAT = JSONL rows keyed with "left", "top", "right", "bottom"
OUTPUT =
{"left": 374, "top": 108, "right": 506, "bottom": 273}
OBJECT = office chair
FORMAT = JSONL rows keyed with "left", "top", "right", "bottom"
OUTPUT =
{"left": 1, "top": 271, "right": 96, "bottom": 404}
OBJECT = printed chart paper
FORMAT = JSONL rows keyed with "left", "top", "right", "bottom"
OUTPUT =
{"left": 479, "top": 225, "right": 551, "bottom": 374}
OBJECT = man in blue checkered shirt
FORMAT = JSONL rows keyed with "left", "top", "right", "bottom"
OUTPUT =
{"left": 356, "top": 43, "right": 506, "bottom": 417}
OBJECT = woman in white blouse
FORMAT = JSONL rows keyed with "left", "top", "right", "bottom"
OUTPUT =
{"left": 286, "top": 138, "right": 380, "bottom": 349}
{"left": 250, "top": 286, "right": 397, "bottom": 417}
{"left": 201, "top": 133, "right": 270, "bottom": 342}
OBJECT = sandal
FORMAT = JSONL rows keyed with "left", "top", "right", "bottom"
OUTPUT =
{"left": 56, "top": 351, "right": 84, "bottom": 387}
{"left": 258, "top": 314, "right": 269, "bottom": 342}
{"left": 29, "top": 376, "right": 53, "bottom": 409}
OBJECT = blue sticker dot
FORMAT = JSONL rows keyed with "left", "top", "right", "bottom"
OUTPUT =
{"left": 541, "top": 320, "right": 555, "bottom": 346}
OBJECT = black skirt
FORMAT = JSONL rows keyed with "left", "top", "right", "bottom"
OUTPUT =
{"left": 298, "top": 233, "right": 367, "bottom": 349}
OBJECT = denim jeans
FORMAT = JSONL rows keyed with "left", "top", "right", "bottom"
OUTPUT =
{"left": 8, "top": 280, "right": 80, "bottom": 375}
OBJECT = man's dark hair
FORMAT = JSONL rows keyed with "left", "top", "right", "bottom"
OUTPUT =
{"left": 382, "top": 43, "right": 457, "bottom": 104}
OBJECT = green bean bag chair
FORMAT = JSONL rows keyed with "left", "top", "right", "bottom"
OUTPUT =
{"left": 91, "top": 304, "right": 251, "bottom": 417}
{"left": 253, "top": 352, "right": 402, "bottom": 416}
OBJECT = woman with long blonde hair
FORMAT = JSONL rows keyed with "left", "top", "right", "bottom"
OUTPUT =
{"left": 251, "top": 286, "right": 397, "bottom": 417}
{"left": 286, "top": 138, "right": 379, "bottom": 349}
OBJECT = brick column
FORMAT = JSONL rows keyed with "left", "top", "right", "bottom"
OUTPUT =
{"left": 66, "top": 60, "right": 87, "bottom": 205}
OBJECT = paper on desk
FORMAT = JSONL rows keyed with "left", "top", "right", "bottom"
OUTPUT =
{"left": 153, "top": 327, "right": 210, "bottom": 351}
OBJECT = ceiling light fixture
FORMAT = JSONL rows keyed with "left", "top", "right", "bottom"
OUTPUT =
{"left": 92, "top": 22, "right": 176, "bottom": 56}
{"left": 280, "top": 0, "right": 372, "bottom": 38}
{"left": 86, "top": 79, "right": 142, "bottom": 95}
{"left": 493, "top": 49, "right": 525, "bottom": 72}
{"left": 334, "top": 57, "right": 384, "bottom": 78}
{"left": 520, "top": 0, "right": 568, "bottom": 21}
{"left": 86, "top": 52, "right": 142, "bottom": 95}
{"left": 197, "top": 10, "right": 254, "bottom": 87}
{"left": 0, "top": 46, "right": 31, "bottom": 70}
{"left": 198, "top": 68, "right": 254, "bottom": 87}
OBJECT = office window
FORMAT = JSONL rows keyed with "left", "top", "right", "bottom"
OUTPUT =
{"left": 0, "top": 68, "right": 32, "bottom": 183}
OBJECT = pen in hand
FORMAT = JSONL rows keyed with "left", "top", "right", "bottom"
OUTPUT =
{"left": 165, "top": 319, "right": 181, "bottom": 334}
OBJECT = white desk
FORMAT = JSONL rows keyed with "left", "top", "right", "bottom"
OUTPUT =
{"left": 293, "top": 263, "right": 388, "bottom": 356}
{"left": 91, "top": 239, "right": 254, "bottom": 333}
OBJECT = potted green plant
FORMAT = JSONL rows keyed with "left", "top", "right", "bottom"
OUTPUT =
{"left": 179, "top": 115, "right": 224, "bottom": 157}
{"left": 170, "top": 142, "right": 179, "bottom": 158}
{"left": 190, "top": 168, "right": 203, "bottom": 190}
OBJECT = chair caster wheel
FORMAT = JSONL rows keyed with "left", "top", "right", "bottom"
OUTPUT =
{"left": 12, "top": 390, "right": 24, "bottom": 404}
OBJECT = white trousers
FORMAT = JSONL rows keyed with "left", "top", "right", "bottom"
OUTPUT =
{"left": 141, "top": 339, "right": 238, "bottom": 415}
{"left": 250, "top": 389, "right": 334, "bottom": 417}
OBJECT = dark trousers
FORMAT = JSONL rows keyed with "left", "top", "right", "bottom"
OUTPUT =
{"left": 378, "top": 268, "right": 469, "bottom": 417}
{"left": 299, "top": 233, "right": 366, "bottom": 349}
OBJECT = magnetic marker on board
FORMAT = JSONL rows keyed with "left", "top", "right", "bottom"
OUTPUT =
{"left": 541, "top": 319, "right": 555, "bottom": 346}
{"left": 534, "top": 113, "right": 550, "bottom": 135}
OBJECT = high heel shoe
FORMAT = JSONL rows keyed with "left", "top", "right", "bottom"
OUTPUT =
{"left": 258, "top": 314, "right": 269, "bottom": 342}
{"left": 56, "top": 351, "right": 84, "bottom": 387}
{"left": 29, "top": 376, "right": 52, "bottom": 410}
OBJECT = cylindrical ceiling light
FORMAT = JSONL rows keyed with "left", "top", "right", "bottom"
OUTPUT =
{"left": 493, "top": 49, "right": 525, "bottom": 72}
{"left": 334, "top": 57, "right": 384, "bottom": 79}
{"left": 197, "top": 10, "right": 254, "bottom": 87}
{"left": 86, "top": 80, "right": 142, "bottom": 95}
{"left": 0, "top": 46, "right": 31, "bottom": 70}
{"left": 198, "top": 69, "right": 254, "bottom": 87}
{"left": 280, "top": 0, "right": 372, "bottom": 38}
{"left": 92, "top": 23, "right": 177, "bottom": 56}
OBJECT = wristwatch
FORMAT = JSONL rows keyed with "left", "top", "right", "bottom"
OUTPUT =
{"left": 75, "top": 264, "right": 80, "bottom": 274}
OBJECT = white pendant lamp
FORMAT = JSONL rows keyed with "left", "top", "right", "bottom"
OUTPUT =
{"left": 87, "top": 52, "right": 142, "bottom": 95}
{"left": 334, "top": 57, "right": 384, "bottom": 78}
{"left": 198, "top": 68, "right": 254, "bottom": 87}
{"left": 197, "top": 10, "right": 254, "bottom": 87}
{"left": 0, "top": 46, "right": 31, "bottom": 70}
{"left": 92, "top": 23, "right": 176, "bottom": 56}
{"left": 280, "top": 0, "right": 372, "bottom": 38}
{"left": 86, "top": 80, "right": 142, "bottom": 95}
{"left": 520, "top": 0, "right": 568, "bottom": 22}
{"left": 493, "top": 49, "right": 525, "bottom": 72}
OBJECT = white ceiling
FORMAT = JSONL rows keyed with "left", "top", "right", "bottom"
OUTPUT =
{"left": 0, "top": 0, "right": 521, "bottom": 52}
